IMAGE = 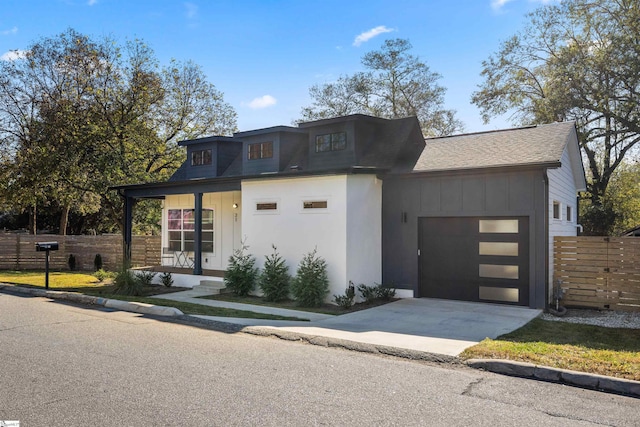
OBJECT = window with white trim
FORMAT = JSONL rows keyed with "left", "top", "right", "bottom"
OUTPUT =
{"left": 553, "top": 201, "right": 561, "bottom": 220}
{"left": 168, "top": 209, "right": 214, "bottom": 253}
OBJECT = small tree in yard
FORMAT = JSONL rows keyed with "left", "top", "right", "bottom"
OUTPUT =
{"left": 259, "top": 245, "right": 290, "bottom": 302}
{"left": 291, "top": 248, "right": 329, "bottom": 307}
{"left": 224, "top": 242, "right": 258, "bottom": 296}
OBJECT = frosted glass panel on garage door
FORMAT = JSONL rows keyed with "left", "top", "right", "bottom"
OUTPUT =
{"left": 479, "top": 242, "right": 519, "bottom": 256}
{"left": 479, "top": 219, "right": 518, "bottom": 233}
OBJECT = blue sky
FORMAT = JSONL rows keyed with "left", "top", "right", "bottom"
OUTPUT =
{"left": 0, "top": 0, "right": 556, "bottom": 134}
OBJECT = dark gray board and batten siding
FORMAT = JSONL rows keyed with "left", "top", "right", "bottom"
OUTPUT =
{"left": 382, "top": 167, "right": 548, "bottom": 309}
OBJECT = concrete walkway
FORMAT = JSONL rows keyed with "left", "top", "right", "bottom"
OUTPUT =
{"left": 155, "top": 290, "right": 541, "bottom": 356}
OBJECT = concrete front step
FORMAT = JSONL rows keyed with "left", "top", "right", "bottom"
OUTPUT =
{"left": 197, "top": 279, "right": 227, "bottom": 295}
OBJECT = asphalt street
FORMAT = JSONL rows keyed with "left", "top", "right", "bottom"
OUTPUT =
{"left": 0, "top": 293, "right": 637, "bottom": 426}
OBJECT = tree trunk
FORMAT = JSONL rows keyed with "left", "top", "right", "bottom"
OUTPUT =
{"left": 59, "top": 204, "right": 70, "bottom": 236}
{"left": 29, "top": 204, "right": 37, "bottom": 235}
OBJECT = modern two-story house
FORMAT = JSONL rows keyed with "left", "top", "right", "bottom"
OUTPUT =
{"left": 115, "top": 114, "right": 585, "bottom": 309}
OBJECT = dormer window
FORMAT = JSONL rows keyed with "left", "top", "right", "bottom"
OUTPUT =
{"left": 191, "top": 149, "right": 212, "bottom": 166}
{"left": 248, "top": 141, "right": 273, "bottom": 160}
{"left": 315, "top": 132, "right": 346, "bottom": 152}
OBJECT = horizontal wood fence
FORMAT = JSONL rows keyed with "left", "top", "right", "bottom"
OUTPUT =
{"left": 0, "top": 234, "right": 161, "bottom": 271}
{"left": 554, "top": 236, "right": 640, "bottom": 311}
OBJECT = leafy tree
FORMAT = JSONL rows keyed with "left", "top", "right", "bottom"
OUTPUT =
{"left": 472, "top": 0, "right": 640, "bottom": 233}
{"left": 301, "top": 38, "right": 463, "bottom": 137}
{"left": 0, "top": 28, "right": 237, "bottom": 234}
{"left": 580, "top": 161, "right": 640, "bottom": 235}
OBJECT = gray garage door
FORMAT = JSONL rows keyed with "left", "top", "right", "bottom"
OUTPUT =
{"left": 419, "top": 217, "right": 529, "bottom": 306}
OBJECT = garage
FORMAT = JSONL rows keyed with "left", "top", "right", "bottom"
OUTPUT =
{"left": 418, "top": 217, "right": 529, "bottom": 306}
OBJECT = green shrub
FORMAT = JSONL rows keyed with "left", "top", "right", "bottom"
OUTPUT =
{"left": 291, "top": 248, "right": 329, "bottom": 307}
{"left": 113, "top": 269, "right": 143, "bottom": 296}
{"left": 68, "top": 254, "right": 76, "bottom": 271}
{"left": 94, "top": 254, "right": 103, "bottom": 271}
{"left": 333, "top": 283, "right": 355, "bottom": 309}
{"left": 224, "top": 242, "right": 258, "bottom": 296}
{"left": 259, "top": 245, "right": 290, "bottom": 302}
{"left": 160, "top": 271, "right": 174, "bottom": 288}
{"left": 137, "top": 270, "right": 156, "bottom": 287}
{"left": 94, "top": 269, "right": 111, "bottom": 282}
{"left": 375, "top": 283, "right": 396, "bottom": 300}
{"left": 357, "top": 284, "right": 378, "bottom": 303}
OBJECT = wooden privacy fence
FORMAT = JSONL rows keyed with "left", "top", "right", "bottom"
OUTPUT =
{"left": 0, "top": 234, "right": 161, "bottom": 271}
{"left": 554, "top": 236, "right": 640, "bottom": 311}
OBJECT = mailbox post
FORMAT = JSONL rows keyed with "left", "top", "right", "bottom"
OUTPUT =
{"left": 35, "top": 242, "right": 59, "bottom": 289}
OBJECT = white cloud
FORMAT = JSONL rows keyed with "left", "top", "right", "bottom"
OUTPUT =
{"left": 185, "top": 2, "right": 198, "bottom": 19}
{"left": 1, "top": 50, "right": 27, "bottom": 61}
{"left": 491, "top": 0, "right": 515, "bottom": 11}
{"left": 247, "top": 95, "right": 277, "bottom": 109}
{"left": 353, "top": 25, "right": 394, "bottom": 47}
{"left": 87, "top": 0, "right": 98, "bottom": 5}
{"left": 493, "top": 0, "right": 557, "bottom": 12}
{"left": 1, "top": 27, "right": 18, "bottom": 36}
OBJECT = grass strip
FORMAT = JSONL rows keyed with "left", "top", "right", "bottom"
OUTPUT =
{"left": 460, "top": 318, "right": 640, "bottom": 381}
{"left": 200, "top": 293, "right": 394, "bottom": 315}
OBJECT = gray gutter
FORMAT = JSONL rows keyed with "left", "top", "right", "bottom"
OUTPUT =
{"left": 111, "top": 166, "right": 386, "bottom": 198}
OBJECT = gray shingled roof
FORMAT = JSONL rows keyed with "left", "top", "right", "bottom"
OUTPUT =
{"left": 413, "top": 122, "right": 576, "bottom": 172}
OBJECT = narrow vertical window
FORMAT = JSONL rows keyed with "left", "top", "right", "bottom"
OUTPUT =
{"left": 566, "top": 205, "right": 572, "bottom": 222}
{"left": 553, "top": 201, "right": 561, "bottom": 219}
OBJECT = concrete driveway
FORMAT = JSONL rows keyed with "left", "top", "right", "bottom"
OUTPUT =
{"left": 179, "top": 294, "right": 542, "bottom": 357}
{"left": 266, "top": 298, "right": 541, "bottom": 356}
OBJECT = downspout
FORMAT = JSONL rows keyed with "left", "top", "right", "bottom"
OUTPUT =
{"left": 543, "top": 170, "right": 550, "bottom": 311}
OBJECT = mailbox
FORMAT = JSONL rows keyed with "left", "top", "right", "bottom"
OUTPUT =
{"left": 35, "top": 241, "right": 59, "bottom": 251}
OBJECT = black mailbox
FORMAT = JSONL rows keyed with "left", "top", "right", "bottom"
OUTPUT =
{"left": 36, "top": 241, "right": 59, "bottom": 251}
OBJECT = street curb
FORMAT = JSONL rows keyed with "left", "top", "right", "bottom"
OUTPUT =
{"left": 0, "top": 284, "right": 184, "bottom": 317}
{"left": 240, "top": 325, "right": 459, "bottom": 364}
{"left": 466, "top": 359, "right": 640, "bottom": 398}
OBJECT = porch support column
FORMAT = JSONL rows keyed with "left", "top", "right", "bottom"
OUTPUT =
{"left": 123, "top": 195, "right": 134, "bottom": 269}
{"left": 193, "top": 192, "right": 203, "bottom": 275}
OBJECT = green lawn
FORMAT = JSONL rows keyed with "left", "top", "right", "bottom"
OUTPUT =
{"left": 460, "top": 318, "right": 640, "bottom": 381}
{"left": 0, "top": 270, "right": 306, "bottom": 321}
{"left": 200, "top": 293, "right": 395, "bottom": 315}
{"left": 0, "top": 270, "right": 106, "bottom": 288}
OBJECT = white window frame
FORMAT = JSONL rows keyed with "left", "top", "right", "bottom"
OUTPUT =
{"left": 552, "top": 201, "right": 561, "bottom": 220}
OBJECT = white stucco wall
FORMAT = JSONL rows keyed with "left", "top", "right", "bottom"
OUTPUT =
{"left": 163, "top": 191, "right": 241, "bottom": 271}
{"left": 241, "top": 174, "right": 382, "bottom": 301}
{"left": 346, "top": 175, "right": 382, "bottom": 291}
{"left": 548, "top": 147, "right": 579, "bottom": 294}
